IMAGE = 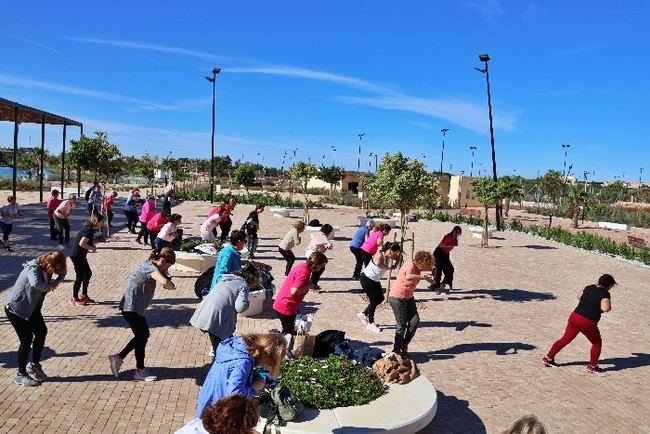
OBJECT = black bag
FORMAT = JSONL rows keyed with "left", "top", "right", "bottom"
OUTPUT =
{"left": 84, "top": 188, "right": 92, "bottom": 201}
{"left": 262, "top": 386, "right": 304, "bottom": 434}
{"left": 307, "top": 219, "right": 321, "bottom": 227}
{"left": 313, "top": 329, "right": 346, "bottom": 357}
{"left": 194, "top": 266, "right": 215, "bottom": 299}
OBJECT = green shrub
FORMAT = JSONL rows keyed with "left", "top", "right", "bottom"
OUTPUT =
{"left": 175, "top": 185, "right": 322, "bottom": 208}
{"left": 279, "top": 355, "right": 387, "bottom": 409}
{"left": 320, "top": 191, "right": 361, "bottom": 207}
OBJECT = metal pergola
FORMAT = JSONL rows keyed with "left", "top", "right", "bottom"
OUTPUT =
{"left": 0, "top": 96, "right": 83, "bottom": 201}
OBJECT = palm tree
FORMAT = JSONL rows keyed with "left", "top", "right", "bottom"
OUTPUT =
{"left": 566, "top": 186, "right": 588, "bottom": 228}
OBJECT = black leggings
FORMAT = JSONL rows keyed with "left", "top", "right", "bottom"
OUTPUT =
{"left": 275, "top": 310, "right": 296, "bottom": 335}
{"left": 49, "top": 218, "right": 58, "bottom": 240}
{"left": 0, "top": 222, "right": 12, "bottom": 242}
{"left": 433, "top": 247, "right": 454, "bottom": 289}
{"left": 278, "top": 247, "right": 296, "bottom": 275}
{"left": 107, "top": 209, "right": 114, "bottom": 226}
{"left": 208, "top": 333, "right": 222, "bottom": 357}
{"left": 360, "top": 274, "right": 384, "bottom": 324}
{"left": 311, "top": 267, "right": 325, "bottom": 285}
{"left": 71, "top": 255, "right": 92, "bottom": 299}
{"left": 361, "top": 250, "right": 373, "bottom": 267}
{"left": 123, "top": 210, "right": 138, "bottom": 232}
{"left": 136, "top": 222, "right": 150, "bottom": 244}
{"left": 219, "top": 220, "right": 232, "bottom": 242}
{"left": 388, "top": 296, "right": 419, "bottom": 354}
{"left": 350, "top": 246, "right": 364, "bottom": 277}
{"left": 5, "top": 306, "right": 47, "bottom": 374}
{"left": 119, "top": 311, "right": 150, "bottom": 370}
{"left": 54, "top": 217, "right": 70, "bottom": 244}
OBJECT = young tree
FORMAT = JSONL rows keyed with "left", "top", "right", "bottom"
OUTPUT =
{"left": 316, "top": 165, "right": 346, "bottom": 194}
{"left": 499, "top": 176, "right": 523, "bottom": 217}
{"left": 566, "top": 186, "right": 589, "bottom": 228}
{"left": 17, "top": 149, "right": 42, "bottom": 179}
{"left": 470, "top": 177, "right": 502, "bottom": 247}
{"left": 363, "top": 152, "right": 435, "bottom": 246}
{"left": 137, "top": 152, "right": 159, "bottom": 194}
{"left": 540, "top": 170, "right": 563, "bottom": 206}
{"left": 234, "top": 163, "right": 256, "bottom": 196}
{"left": 288, "top": 161, "right": 317, "bottom": 222}
{"left": 68, "top": 132, "right": 121, "bottom": 182}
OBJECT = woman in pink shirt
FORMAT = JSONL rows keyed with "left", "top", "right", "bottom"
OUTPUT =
{"left": 273, "top": 252, "right": 328, "bottom": 335}
{"left": 53, "top": 194, "right": 77, "bottom": 245}
{"left": 388, "top": 251, "right": 435, "bottom": 357}
{"left": 136, "top": 194, "right": 157, "bottom": 245}
{"left": 432, "top": 226, "right": 462, "bottom": 294}
{"left": 46, "top": 190, "right": 61, "bottom": 241}
{"left": 360, "top": 224, "right": 391, "bottom": 267}
{"left": 305, "top": 224, "right": 334, "bottom": 288}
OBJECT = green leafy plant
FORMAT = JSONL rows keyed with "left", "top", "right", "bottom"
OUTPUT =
{"left": 470, "top": 177, "right": 501, "bottom": 247}
{"left": 279, "top": 355, "right": 387, "bottom": 409}
{"left": 288, "top": 161, "right": 318, "bottom": 222}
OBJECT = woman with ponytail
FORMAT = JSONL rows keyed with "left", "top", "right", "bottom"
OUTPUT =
{"left": 109, "top": 248, "right": 177, "bottom": 381}
{"left": 357, "top": 242, "right": 401, "bottom": 333}
{"left": 69, "top": 213, "right": 104, "bottom": 306}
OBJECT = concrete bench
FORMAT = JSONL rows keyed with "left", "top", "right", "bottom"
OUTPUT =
{"left": 357, "top": 216, "right": 399, "bottom": 228}
{"left": 468, "top": 225, "right": 496, "bottom": 239}
{"left": 256, "top": 374, "right": 437, "bottom": 434}
{"left": 170, "top": 251, "right": 214, "bottom": 273}
{"left": 598, "top": 221, "right": 630, "bottom": 231}
{"left": 269, "top": 207, "right": 293, "bottom": 218}
{"left": 628, "top": 235, "right": 647, "bottom": 248}
{"left": 306, "top": 225, "right": 341, "bottom": 234}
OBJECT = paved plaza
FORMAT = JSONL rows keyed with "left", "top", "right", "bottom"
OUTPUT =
{"left": 0, "top": 196, "right": 649, "bottom": 433}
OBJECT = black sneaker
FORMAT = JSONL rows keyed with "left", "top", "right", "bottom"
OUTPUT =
{"left": 542, "top": 356, "right": 559, "bottom": 368}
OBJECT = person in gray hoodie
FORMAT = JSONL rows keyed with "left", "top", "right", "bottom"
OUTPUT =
{"left": 4, "top": 251, "right": 67, "bottom": 386}
{"left": 190, "top": 264, "right": 260, "bottom": 357}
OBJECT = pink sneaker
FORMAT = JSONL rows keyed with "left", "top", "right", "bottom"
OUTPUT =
{"left": 69, "top": 298, "right": 87, "bottom": 306}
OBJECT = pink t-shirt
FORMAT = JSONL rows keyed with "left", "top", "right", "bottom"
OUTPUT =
{"left": 273, "top": 262, "right": 311, "bottom": 316}
{"left": 54, "top": 200, "right": 75, "bottom": 219}
{"left": 219, "top": 204, "right": 233, "bottom": 223}
{"left": 139, "top": 201, "right": 156, "bottom": 223}
{"left": 389, "top": 260, "right": 420, "bottom": 299}
{"left": 361, "top": 230, "right": 383, "bottom": 255}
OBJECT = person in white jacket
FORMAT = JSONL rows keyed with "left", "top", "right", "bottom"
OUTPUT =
{"left": 278, "top": 220, "right": 306, "bottom": 276}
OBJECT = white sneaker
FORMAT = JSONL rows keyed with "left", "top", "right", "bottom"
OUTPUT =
{"left": 133, "top": 369, "right": 157, "bottom": 382}
{"left": 357, "top": 312, "right": 369, "bottom": 325}
{"left": 208, "top": 348, "right": 215, "bottom": 358}
{"left": 367, "top": 323, "right": 381, "bottom": 333}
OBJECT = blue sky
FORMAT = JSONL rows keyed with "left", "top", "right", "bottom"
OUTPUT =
{"left": 1, "top": 0, "right": 648, "bottom": 181}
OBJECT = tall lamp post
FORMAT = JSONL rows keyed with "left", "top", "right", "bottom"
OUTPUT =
{"left": 475, "top": 53, "right": 501, "bottom": 230}
{"left": 357, "top": 133, "right": 365, "bottom": 172}
{"left": 331, "top": 146, "right": 336, "bottom": 165}
{"left": 561, "top": 144, "right": 571, "bottom": 180}
{"left": 440, "top": 128, "right": 450, "bottom": 174}
{"left": 205, "top": 67, "right": 221, "bottom": 203}
{"left": 640, "top": 167, "right": 644, "bottom": 185}
{"left": 469, "top": 146, "right": 477, "bottom": 177}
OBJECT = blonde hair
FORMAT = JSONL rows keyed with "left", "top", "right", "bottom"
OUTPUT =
{"left": 502, "top": 415, "right": 547, "bottom": 434}
{"left": 293, "top": 221, "right": 306, "bottom": 231}
{"left": 242, "top": 333, "right": 287, "bottom": 378}
{"left": 413, "top": 250, "right": 435, "bottom": 271}
{"left": 149, "top": 247, "right": 176, "bottom": 264}
{"left": 37, "top": 251, "right": 67, "bottom": 275}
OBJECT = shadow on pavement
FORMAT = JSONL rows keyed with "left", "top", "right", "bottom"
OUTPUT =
{"left": 427, "top": 391, "right": 487, "bottom": 433}
{"left": 513, "top": 244, "right": 558, "bottom": 250}
{"left": 418, "top": 321, "right": 493, "bottom": 331}
{"left": 0, "top": 347, "right": 88, "bottom": 369}
{"left": 460, "top": 288, "right": 556, "bottom": 303}
{"left": 562, "top": 353, "right": 650, "bottom": 372}
{"left": 412, "top": 342, "right": 536, "bottom": 362}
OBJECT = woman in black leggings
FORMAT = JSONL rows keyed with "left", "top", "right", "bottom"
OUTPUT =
{"left": 69, "top": 214, "right": 103, "bottom": 306}
{"left": 109, "top": 248, "right": 177, "bottom": 382}
{"left": 431, "top": 225, "right": 462, "bottom": 294}
{"left": 4, "top": 251, "right": 67, "bottom": 386}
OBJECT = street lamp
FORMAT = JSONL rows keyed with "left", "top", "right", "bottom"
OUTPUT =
{"left": 641, "top": 167, "right": 644, "bottom": 185}
{"left": 475, "top": 53, "right": 501, "bottom": 230}
{"left": 357, "top": 133, "right": 365, "bottom": 172}
{"left": 440, "top": 128, "right": 450, "bottom": 174}
{"left": 469, "top": 146, "right": 477, "bottom": 177}
{"left": 331, "top": 146, "right": 336, "bottom": 165}
{"left": 205, "top": 67, "right": 221, "bottom": 203}
{"left": 561, "top": 144, "right": 571, "bottom": 179}
{"left": 368, "top": 152, "right": 373, "bottom": 172}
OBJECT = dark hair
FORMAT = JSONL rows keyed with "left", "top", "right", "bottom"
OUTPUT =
{"left": 51, "top": 189, "right": 59, "bottom": 196}
{"left": 255, "top": 203, "right": 265, "bottom": 210}
{"left": 380, "top": 241, "right": 401, "bottom": 253}
{"left": 598, "top": 274, "right": 616, "bottom": 288}
{"left": 378, "top": 223, "right": 391, "bottom": 233}
{"left": 86, "top": 213, "right": 104, "bottom": 226}
{"left": 235, "top": 264, "right": 261, "bottom": 286}
{"left": 161, "top": 210, "right": 171, "bottom": 218}
{"left": 169, "top": 213, "right": 182, "bottom": 223}
{"left": 307, "top": 251, "right": 328, "bottom": 270}
{"left": 229, "top": 230, "right": 247, "bottom": 245}
{"left": 201, "top": 394, "right": 259, "bottom": 434}
{"left": 320, "top": 224, "right": 334, "bottom": 235}
{"left": 452, "top": 225, "right": 462, "bottom": 235}
{"left": 149, "top": 247, "right": 176, "bottom": 265}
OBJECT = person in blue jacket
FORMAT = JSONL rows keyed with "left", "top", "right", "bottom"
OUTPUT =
{"left": 349, "top": 219, "right": 375, "bottom": 279}
{"left": 209, "top": 230, "right": 247, "bottom": 291}
{"left": 195, "top": 333, "right": 287, "bottom": 418}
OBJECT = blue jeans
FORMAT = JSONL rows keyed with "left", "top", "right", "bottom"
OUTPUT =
{"left": 154, "top": 238, "right": 171, "bottom": 250}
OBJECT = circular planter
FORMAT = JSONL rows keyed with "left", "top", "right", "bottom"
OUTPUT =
{"left": 256, "top": 375, "right": 437, "bottom": 434}
{"left": 357, "top": 216, "right": 400, "bottom": 228}
{"left": 468, "top": 225, "right": 497, "bottom": 239}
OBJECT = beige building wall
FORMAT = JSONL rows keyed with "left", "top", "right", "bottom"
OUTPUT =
{"left": 306, "top": 171, "right": 363, "bottom": 192}
{"left": 448, "top": 175, "right": 482, "bottom": 208}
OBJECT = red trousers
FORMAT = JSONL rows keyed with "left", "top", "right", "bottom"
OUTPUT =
{"left": 547, "top": 311, "right": 602, "bottom": 366}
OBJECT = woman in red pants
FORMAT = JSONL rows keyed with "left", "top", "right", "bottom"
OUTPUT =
{"left": 543, "top": 274, "right": 616, "bottom": 374}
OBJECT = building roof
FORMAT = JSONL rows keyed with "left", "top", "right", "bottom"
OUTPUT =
{"left": 0, "top": 96, "right": 82, "bottom": 127}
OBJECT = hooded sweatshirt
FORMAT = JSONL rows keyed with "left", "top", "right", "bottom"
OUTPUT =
{"left": 5, "top": 259, "right": 66, "bottom": 320}
{"left": 190, "top": 274, "right": 250, "bottom": 339}
{"left": 195, "top": 336, "right": 256, "bottom": 418}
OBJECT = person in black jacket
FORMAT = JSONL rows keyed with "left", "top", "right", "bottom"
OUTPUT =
{"left": 543, "top": 274, "right": 616, "bottom": 374}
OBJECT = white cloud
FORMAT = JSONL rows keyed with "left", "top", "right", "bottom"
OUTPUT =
{"left": 0, "top": 73, "right": 207, "bottom": 112}
{"left": 66, "top": 37, "right": 226, "bottom": 61}
{"left": 5, "top": 32, "right": 60, "bottom": 52}
{"left": 460, "top": 0, "right": 505, "bottom": 25}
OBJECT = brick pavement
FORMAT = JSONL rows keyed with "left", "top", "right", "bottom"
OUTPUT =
{"left": 0, "top": 197, "right": 649, "bottom": 433}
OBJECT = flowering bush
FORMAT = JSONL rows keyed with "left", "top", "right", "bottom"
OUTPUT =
{"left": 278, "top": 355, "right": 387, "bottom": 409}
